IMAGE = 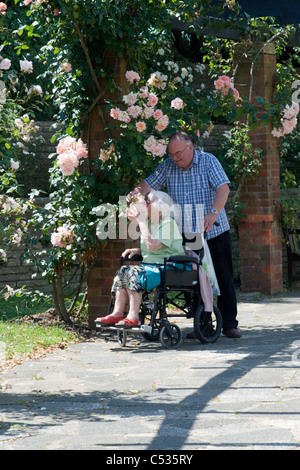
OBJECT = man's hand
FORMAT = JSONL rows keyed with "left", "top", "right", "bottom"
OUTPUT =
{"left": 203, "top": 212, "right": 218, "bottom": 232}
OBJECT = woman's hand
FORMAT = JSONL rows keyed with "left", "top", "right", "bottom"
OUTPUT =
{"left": 121, "top": 248, "right": 140, "bottom": 259}
{"left": 127, "top": 198, "right": 148, "bottom": 223}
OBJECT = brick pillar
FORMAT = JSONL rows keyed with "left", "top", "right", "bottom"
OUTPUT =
{"left": 83, "top": 51, "right": 134, "bottom": 327}
{"left": 87, "top": 52, "right": 128, "bottom": 162}
{"left": 235, "top": 44, "right": 283, "bottom": 294}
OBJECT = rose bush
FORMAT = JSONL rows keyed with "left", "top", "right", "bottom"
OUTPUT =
{"left": 1, "top": 0, "right": 300, "bottom": 321}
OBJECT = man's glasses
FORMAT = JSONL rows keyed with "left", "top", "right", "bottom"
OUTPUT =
{"left": 169, "top": 143, "right": 190, "bottom": 159}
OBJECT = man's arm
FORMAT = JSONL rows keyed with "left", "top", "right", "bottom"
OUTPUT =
{"left": 203, "top": 183, "right": 230, "bottom": 232}
{"left": 127, "top": 181, "right": 151, "bottom": 202}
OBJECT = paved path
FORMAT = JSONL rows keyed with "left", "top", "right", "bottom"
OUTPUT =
{"left": 1, "top": 291, "right": 300, "bottom": 450}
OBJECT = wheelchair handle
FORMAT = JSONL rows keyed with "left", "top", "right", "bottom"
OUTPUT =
{"left": 120, "top": 253, "right": 143, "bottom": 265}
{"left": 167, "top": 255, "right": 199, "bottom": 264}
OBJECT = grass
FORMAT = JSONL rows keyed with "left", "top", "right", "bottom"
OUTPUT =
{"left": 0, "top": 296, "right": 80, "bottom": 365}
{"left": 0, "top": 322, "right": 76, "bottom": 361}
{"left": 0, "top": 295, "right": 54, "bottom": 321}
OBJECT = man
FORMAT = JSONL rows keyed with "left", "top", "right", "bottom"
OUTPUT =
{"left": 127, "top": 131, "right": 241, "bottom": 338}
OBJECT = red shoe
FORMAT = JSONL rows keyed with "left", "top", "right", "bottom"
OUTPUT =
{"left": 115, "top": 318, "right": 140, "bottom": 328}
{"left": 98, "top": 314, "right": 123, "bottom": 325}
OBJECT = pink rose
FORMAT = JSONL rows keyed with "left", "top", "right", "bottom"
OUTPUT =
{"left": 153, "top": 109, "right": 163, "bottom": 120}
{"left": 271, "top": 127, "right": 285, "bottom": 138}
{"left": 60, "top": 62, "right": 72, "bottom": 72}
{"left": 51, "top": 226, "right": 74, "bottom": 248}
{"left": 214, "top": 75, "right": 234, "bottom": 93}
{"left": 0, "top": 58, "right": 11, "bottom": 70}
{"left": 214, "top": 78, "right": 225, "bottom": 90}
{"left": 122, "top": 91, "right": 138, "bottom": 106}
{"left": 142, "top": 106, "right": 154, "bottom": 119}
{"left": 127, "top": 105, "right": 143, "bottom": 118}
{"left": 76, "top": 138, "right": 88, "bottom": 158}
{"left": 232, "top": 87, "right": 241, "bottom": 101}
{"left": 171, "top": 98, "right": 184, "bottom": 110}
{"left": 57, "top": 151, "right": 79, "bottom": 176}
{"left": 147, "top": 72, "right": 167, "bottom": 89}
{"left": 110, "top": 107, "right": 120, "bottom": 119}
{"left": 283, "top": 102, "right": 300, "bottom": 119}
{"left": 136, "top": 121, "right": 146, "bottom": 132}
{"left": 143, "top": 136, "right": 167, "bottom": 156}
{"left": 282, "top": 117, "right": 297, "bottom": 134}
{"left": 219, "top": 75, "right": 233, "bottom": 88}
{"left": 155, "top": 115, "right": 169, "bottom": 131}
{"left": 139, "top": 86, "right": 149, "bottom": 98}
{"left": 125, "top": 70, "right": 140, "bottom": 83}
{"left": 0, "top": 2, "right": 7, "bottom": 15}
{"left": 147, "top": 93, "right": 158, "bottom": 107}
{"left": 56, "top": 136, "right": 77, "bottom": 154}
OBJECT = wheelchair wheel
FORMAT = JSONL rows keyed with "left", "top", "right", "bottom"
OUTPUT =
{"left": 139, "top": 306, "right": 160, "bottom": 342}
{"left": 117, "top": 329, "right": 128, "bottom": 347}
{"left": 159, "top": 323, "right": 182, "bottom": 349}
{"left": 194, "top": 305, "right": 222, "bottom": 344}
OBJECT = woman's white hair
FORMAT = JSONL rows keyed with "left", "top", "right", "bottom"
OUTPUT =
{"left": 146, "top": 190, "right": 182, "bottom": 229}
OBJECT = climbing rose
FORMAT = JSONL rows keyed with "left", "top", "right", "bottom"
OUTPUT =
{"left": 0, "top": 2, "right": 7, "bottom": 15}
{"left": 272, "top": 101, "right": 299, "bottom": 138}
{"left": 0, "top": 58, "right": 11, "bottom": 70}
{"left": 136, "top": 121, "right": 146, "bottom": 132}
{"left": 171, "top": 97, "right": 184, "bottom": 110}
{"left": 56, "top": 137, "right": 88, "bottom": 175}
{"left": 125, "top": 70, "right": 140, "bottom": 83}
{"left": 155, "top": 115, "right": 169, "bottom": 131}
{"left": 60, "top": 62, "right": 72, "bottom": 72}
{"left": 57, "top": 151, "right": 79, "bottom": 176}
{"left": 214, "top": 75, "right": 241, "bottom": 102}
{"left": 20, "top": 59, "right": 33, "bottom": 73}
{"left": 51, "top": 226, "right": 74, "bottom": 248}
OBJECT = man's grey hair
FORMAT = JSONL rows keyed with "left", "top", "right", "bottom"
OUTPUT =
{"left": 168, "top": 131, "right": 195, "bottom": 147}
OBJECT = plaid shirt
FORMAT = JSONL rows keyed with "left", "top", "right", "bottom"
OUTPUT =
{"left": 144, "top": 150, "right": 230, "bottom": 240}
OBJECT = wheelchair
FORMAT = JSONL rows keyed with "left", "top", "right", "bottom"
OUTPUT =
{"left": 95, "top": 250, "right": 223, "bottom": 349}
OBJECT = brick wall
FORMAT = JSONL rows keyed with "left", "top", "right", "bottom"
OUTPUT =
{"left": 87, "top": 238, "right": 138, "bottom": 327}
{"left": 235, "top": 43, "right": 283, "bottom": 294}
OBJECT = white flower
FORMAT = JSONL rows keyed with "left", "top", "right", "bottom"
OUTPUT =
{"left": 195, "top": 64, "right": 205, "bottom": 74}
{"left": 171, "top": 97, "right": 185, "bottom": 110}
{"left": 20, "top": 59, "right": 33, "bottom": 73}
{"left": 10, "top": 159, "right": 20, "bottom": 171}
{"left": 60, "top": 62, "right": 72, "bottom": 72}
{"left": 0, "top": 249, "right": 7, "bottom": 263}
{"left": 122, "top": 92, "right": 138, "bottom": 106}
{"left": 0, "top": 58, "right": 11, "bottom": 70}
{"left": 27, "top": 85, "right": 43, "bottom": 96}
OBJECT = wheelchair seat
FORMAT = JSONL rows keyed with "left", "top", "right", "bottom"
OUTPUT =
{"left": 163, "top": 255, "right": 199, "bottom": 287}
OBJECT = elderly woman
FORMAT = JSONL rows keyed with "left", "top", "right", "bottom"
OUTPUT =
{"left": 98, "top": 190, "right": 185, "bottom": 328}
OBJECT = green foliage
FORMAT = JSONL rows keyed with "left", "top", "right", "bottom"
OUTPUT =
{"left": 1, "top": 0, "right": 300, "bottom": 320}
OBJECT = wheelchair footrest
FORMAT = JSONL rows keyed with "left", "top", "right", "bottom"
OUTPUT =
{"left": 95, "top": 323, "right": 153, "bottom": 335}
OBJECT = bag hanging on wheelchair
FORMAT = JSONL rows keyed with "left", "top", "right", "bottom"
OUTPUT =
{"left": 201, "top": 233, "right": 220, "bottom": 296}
{"left": 139, "top": 264, "right": 162, "bottom": 291}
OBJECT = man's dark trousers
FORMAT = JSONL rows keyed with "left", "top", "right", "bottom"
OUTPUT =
{"left": 207, "top": 230, "right": 238, "bottom": 331}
